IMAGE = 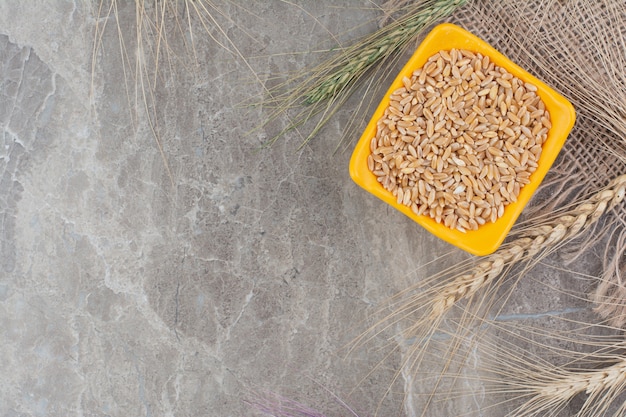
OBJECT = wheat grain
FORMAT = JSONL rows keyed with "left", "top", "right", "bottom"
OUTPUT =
{"left": 369, "top": 49, "right": 551, "bottom": 231}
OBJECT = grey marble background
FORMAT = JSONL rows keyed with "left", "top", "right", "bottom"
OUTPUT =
{"left": 0, "top": 2, "right": 615, "bottom": 416}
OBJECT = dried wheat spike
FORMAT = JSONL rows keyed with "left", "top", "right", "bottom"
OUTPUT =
{"left": 538, "top": 360, "right": 626, "bottom": 402}
{"left": 430, "top": 174, "right": 626, "bottom": 319}
{"left": 303, "top": 0, "right": 468, "bottom": 104}
{"left": 518, "top": 358, "right": 626, "bottom": 417}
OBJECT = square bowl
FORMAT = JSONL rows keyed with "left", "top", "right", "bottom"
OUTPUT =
{"left": 349, "top": 23, "right": 575, "bottom": 256}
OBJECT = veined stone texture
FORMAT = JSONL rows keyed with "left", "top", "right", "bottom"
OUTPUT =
{"left": 0, "top": 2, "right": 613, "bottom": 417}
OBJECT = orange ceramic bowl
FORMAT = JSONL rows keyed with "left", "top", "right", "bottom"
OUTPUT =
{"left": 349, "top": 23, "right": 575, "bottom": 256}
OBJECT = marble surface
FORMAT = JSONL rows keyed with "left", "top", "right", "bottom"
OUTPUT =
{"left": 0, "top": 2, "right": 615, "bottom": 416}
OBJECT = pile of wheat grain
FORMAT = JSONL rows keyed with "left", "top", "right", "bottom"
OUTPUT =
{"left": 368, "top": 49, "right": 551, "bottom": 232}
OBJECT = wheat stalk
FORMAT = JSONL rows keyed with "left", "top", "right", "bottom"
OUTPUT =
{"left": 258, "top": 0, "right": 467, "bottom": 147}
{"left": 302, "top": 0, "right": 468, "bottom": 105}
{"left": 431, "top": 174, "right": 626, "bottom": 320}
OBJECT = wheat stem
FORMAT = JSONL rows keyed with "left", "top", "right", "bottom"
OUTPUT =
{"left": 257, "top": 0, "right": 468, "bottom": 147}
{"left": 303, "top": 0, "right": 467, "bottom": 105}
{"left": 430, "top": 174, "right": 626, "bottom": 319}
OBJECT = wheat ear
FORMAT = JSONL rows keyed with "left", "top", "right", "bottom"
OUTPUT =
{"left": 303, "top": 0, "right": 468, "bottom": 104}
{"left": 257, "top": 0, "right": 467, "bottom": 147}
{"left": 451, "top": 318, "right": 626, "bottom": 417}
{"left": 506, "top": 347, "right": 626, "bottom": 417}
{"left": 537, "top": 360, "right": 626, "bottom": 405}
{"left": 430, "top": 174, "right": 626, "bottom": 319}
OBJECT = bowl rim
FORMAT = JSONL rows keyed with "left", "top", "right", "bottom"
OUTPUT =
{"left": 349, "top": 23, "right": 576, "bottom": 256}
